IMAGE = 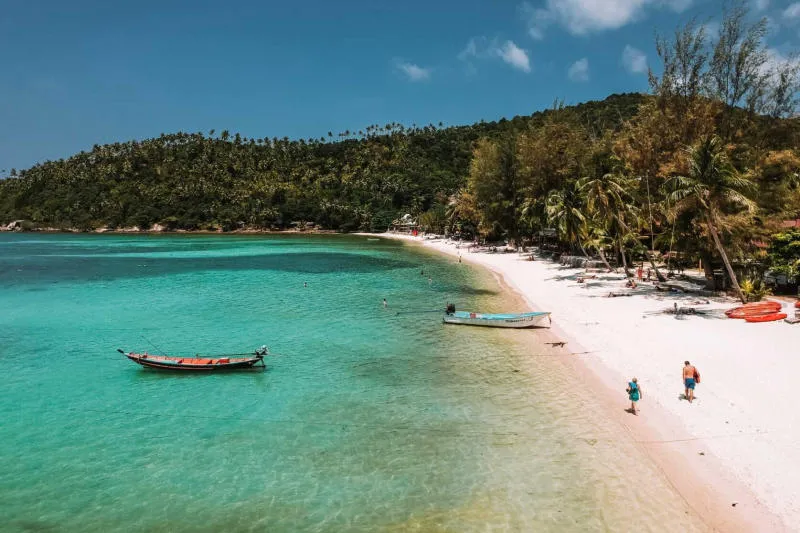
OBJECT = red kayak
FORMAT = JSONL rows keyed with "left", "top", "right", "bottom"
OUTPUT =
{"left": 745, "top": 313, "right": 787, "bottom": 323}
{"left": 726, "top": 301, "right": 782, "bottom": 319}
{"left": 118, "top": 347, "right": 268, "bottom": 371}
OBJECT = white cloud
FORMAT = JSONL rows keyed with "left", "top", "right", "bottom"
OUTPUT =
{"left": 567, "top": 58, "right": 589, "bottom": 81}
{"left": 458, "top": 37, "right": 483, "bottom": 61}
{"left": 395, "top": 62, "right": 431, "bottom": 82}
{"left": 520, "top": 0, "right": 692, "bottom": 39}
{"left": 754, "top": 0, "right": 769, "bottom": 11}
{"left": 784, "top": 3, "right": 800, "bottom": 20}
{"left": 762, "top": 15, "right": 781, "bottom": 36}
{"left": 702, "top": 20, "right": 720, "bottom": 38}
{"left": 518, "top": 2, "right": 554, "bottom": 40}
{"left": 622, "top": 45, "right": 648, "bottom": 74}
{"left": 761, "top": 48, "right": 800, "bottom": 82}
{"left": 458, "top": 37, "right": 531, "bottom": 73}
{"left": 497, "top": 41, "right": 531, "bottom": 72}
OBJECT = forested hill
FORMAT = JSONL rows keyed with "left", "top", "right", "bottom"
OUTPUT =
{"left": 0, "top": 93, "right": 647, "bottom": 232}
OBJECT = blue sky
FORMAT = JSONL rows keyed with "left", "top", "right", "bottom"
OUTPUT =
{"left": 0, "top": 0, "right": 798, "bottom": 172}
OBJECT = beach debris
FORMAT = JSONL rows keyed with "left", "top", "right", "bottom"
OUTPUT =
{"left": 546, "top": 341, "right": 567, "bottom": 347}
{"left": 655, "top": 283, "right": 686, "bottom": 293}
{"left": 784, "top": 316, "right": 800, "bottom": 324}
{"left": 732, "top": 502, "right": 737, "bottom": 507}
{"left": 607, "top": 291, "right": 634, "bottom": 298}
{"left": 657, "top": 303, "right": 710, "bottom": 316}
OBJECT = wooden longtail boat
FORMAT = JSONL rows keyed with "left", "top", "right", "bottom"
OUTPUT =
{"left": 443, "top": 310, "right": 551, "bottom": 329}
{"left": 118, "top": 346, "right": 268, "bottom": 371}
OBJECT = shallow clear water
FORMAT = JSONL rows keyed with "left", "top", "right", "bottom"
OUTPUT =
{"left": 0, "top": 234, "right": 703, "bottom": 532}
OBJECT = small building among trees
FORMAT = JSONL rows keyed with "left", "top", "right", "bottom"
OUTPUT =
{"left": 389, "top": 214, "right": 419, "bottom": 235}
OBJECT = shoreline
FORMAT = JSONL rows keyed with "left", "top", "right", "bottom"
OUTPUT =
{"left": 369, "top": 232, "right": 792, "bottom": 532}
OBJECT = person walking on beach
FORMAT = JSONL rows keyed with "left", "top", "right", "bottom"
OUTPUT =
{"left": 627, "top": 378, "right": 642, "bottom": 415}
{"left": 683, "top": 361, "right": 700, "bottom": 403}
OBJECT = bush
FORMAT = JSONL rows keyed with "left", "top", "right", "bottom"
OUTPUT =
{"left": 768, "top": 231, "right": 800, "bottom": 279}
{"left": 740, "top": 278, "right": 772, "bottom": 302}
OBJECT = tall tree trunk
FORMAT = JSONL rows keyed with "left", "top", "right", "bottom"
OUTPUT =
{"left": 700, "top": 249, "right": 715, "bottom": 290}
{"left": 646, "top": 251, "right": 667, "bottom": 282}
{"left": 706, "top": 214, "right": 746, "bottom": 304}
{"left": 618, "top": 237, "right": 631, "bottom": 277}
{"left": 643, "top": 173, "right": 665, "bottom": 282}
{"left": 596, "top": 247, "right": 614, "bottom": 272}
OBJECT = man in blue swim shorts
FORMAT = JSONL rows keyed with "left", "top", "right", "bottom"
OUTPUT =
{"left": 683, "top": 360, "right": 699, "bottom": 403}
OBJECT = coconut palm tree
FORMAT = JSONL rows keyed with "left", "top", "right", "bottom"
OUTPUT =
{"left": 546, "top": 181, "right": 588, "bottom": 257}
{"left": 582, "top": 224, "right": 615, "bottom": 272}
{"left": 665, "top": 136, "right": 756, "bottom": 303}
{"left": 578, "top": 168, "right": 639, "bottom": 277}
{"left": 517, "top": 196, "right": 543, "bottom": 243}
{"left": 446, "top": 190, "right": 480, "bottom": 237}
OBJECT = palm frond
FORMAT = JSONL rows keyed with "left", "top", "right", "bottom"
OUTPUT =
{"left": 720, "top": 189, "right": 757, "bottom": 212}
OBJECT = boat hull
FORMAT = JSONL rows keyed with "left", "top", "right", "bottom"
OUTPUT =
{"left": 123, "top": 352, "right": 264, "bottom": 371}
{"left": 443, "top": 311, "right": 550, "bottom": 329}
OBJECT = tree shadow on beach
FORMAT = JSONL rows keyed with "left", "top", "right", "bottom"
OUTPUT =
{"left": 670, "top": 311, "right": 726, "bottom": 321}
{"left": 516, "top": 253, "right": 741, "bottom": 321}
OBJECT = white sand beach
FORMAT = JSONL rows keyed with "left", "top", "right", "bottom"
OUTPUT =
{"left": 374, "top": 232, "right": 799, "bottom": 532}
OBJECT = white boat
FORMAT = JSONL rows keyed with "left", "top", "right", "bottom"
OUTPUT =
{"left": 443, "top": 310, "right": 551, "bottom": 329}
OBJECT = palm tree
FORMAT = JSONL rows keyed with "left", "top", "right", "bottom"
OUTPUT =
{"left": 665, "top": 136, "right": 756, "bottom": 303}
{"left": 582, "top": 224, "right": 615, "bottom": 271}
{"left": 545, "top": 182, "right": 588, "bottom": 257}
{"left": 579, "top": 169, "right": 639, "bottom": 277}
{"left": 518, "top": 196, "right": 542, "bottom": 242}
{"left": 446, "top": 191, "right": 479, "bottom": 238}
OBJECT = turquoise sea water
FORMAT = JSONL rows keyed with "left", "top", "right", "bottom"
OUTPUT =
{"left": 0, "top": 234, "right": 703, "bottom": 532}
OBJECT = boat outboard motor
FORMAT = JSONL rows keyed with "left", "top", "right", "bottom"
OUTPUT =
{"left": 446, "top": 303, "right": 456, "bottom": 315}
{"left": 255, "top": 345, "right": 269, "bottom": 356}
